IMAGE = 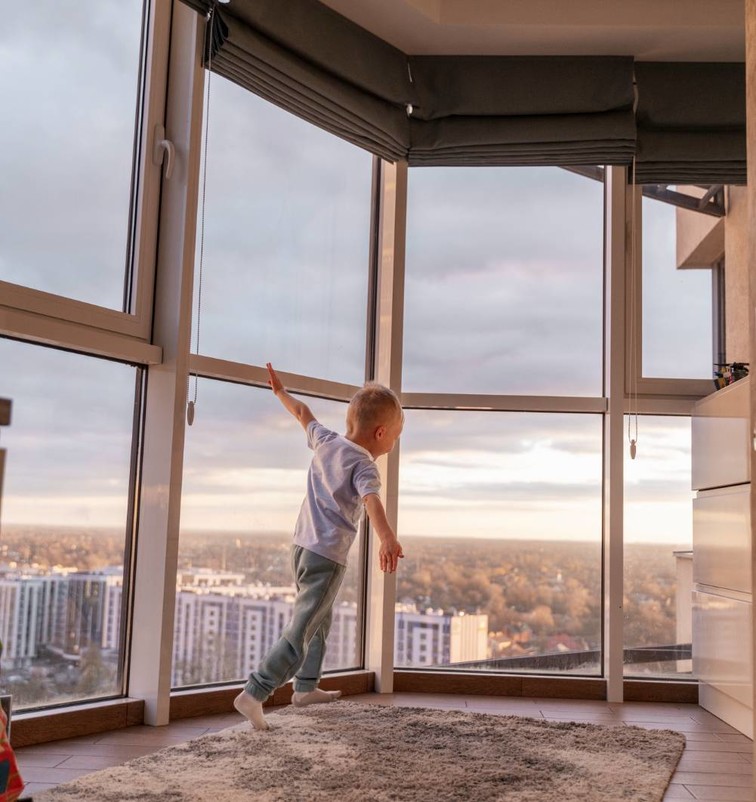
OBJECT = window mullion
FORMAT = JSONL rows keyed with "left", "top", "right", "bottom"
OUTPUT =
{"left": 364, "top": 159, "right": 407, "bottom": 692}
{"left": 604, "top": 165, "right": 628, "bottom": 702}
{"left": 128, "top": 2, "right": 204, "bottom": 726}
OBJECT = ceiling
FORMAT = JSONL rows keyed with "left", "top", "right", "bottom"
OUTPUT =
{"left": 319, "top": 0, "right": 745, "bottom": 61}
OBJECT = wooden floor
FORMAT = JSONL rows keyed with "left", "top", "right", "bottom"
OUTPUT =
{"left": 14, "top": 693, "right": 754, "bottom": 801}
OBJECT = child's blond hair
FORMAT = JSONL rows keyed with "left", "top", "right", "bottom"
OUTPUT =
{"left": 347, "top": 382, "right": 402, "bottom": 432}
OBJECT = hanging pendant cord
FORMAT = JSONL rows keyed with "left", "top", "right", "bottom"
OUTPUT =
{"left": 187, "top": 5, "right": 215, "bottom": 425}
{"left": 627, "top": 156, "right": 639, "bottom": 458}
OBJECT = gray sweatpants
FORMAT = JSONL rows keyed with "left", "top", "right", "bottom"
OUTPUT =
{"left": 244, "top": 545, "right": 346, "bottom": 701}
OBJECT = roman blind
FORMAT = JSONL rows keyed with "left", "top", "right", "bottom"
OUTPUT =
{"left": 634, "top": 63, "right": 746, "bottom": 185}
{"left": 198, "top": 0, "right": 414, "bottom": 162}
{"left": 180, "top": 1, "right": 746, "bottom": 182}
{"left": 407, "top": 56, "right": 635, "bottom": 166}
{"left": 185, "top": 1, "right": 635, "bottom": 167}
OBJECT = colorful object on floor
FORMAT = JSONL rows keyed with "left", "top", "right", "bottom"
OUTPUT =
{"left": 0, "top": 708, "right": 24, "bottom": 802}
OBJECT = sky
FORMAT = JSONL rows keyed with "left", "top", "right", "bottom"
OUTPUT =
{"left": 0, "top": 2, "right": 709, "bottom": 549}
{"left": 0, "top": 2, "right": 143, "bottom": 307}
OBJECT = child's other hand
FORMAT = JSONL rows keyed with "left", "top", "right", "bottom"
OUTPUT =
{"left": 379, "top": 539, "right": 404, "bottom": 573}
{"left": 266, "top": 362, "right": 284, "bottom": 395}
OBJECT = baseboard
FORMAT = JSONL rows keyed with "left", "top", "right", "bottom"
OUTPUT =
{"left": 11, "top": 698, "right": 144, "bottom": 749}
{"left": 698, "top": 682, "right": 751, "bottom": 736}
{"left": 623, "top": 680, "right": 698, "bottom": 704}
{"left": 394, "top": 671, "right": 698, "bottom": 704}
{"left": 394, "top": 671, "right": 606, "bottom": 699}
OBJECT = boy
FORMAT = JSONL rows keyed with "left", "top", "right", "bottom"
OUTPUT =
{"left": 234, "top": 363, "right": 404, "bottom": 730}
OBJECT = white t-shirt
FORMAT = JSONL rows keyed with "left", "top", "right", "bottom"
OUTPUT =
{"left": 293, "top": 421, "right": 381, "bottom": 566}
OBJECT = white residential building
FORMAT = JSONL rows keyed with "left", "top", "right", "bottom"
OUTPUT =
{"left": 395, "top": 604, "right": 489, "bottom": 667}
{"left": 0, "top": 569, "right": 487, "bottom": 682}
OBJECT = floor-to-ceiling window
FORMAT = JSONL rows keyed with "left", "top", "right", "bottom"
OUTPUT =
{"left": 397, "top": 166, "right": 605, "bottom": 674}
{"left": 173, "top": 77, "right": 374, "bottom": 687}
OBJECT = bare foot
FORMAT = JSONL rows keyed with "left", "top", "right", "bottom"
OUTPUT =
{"left": 234, "top": 690, "right": 269, "bottom": 730}
{"left": 292, "top": 689, "right": 342, "bottom": 707}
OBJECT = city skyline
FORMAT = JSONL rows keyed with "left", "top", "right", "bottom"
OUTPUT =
{"left": 0, "top": 528, "right": 684, "bottom": 710}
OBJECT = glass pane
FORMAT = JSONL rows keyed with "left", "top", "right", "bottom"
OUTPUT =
{"left": 403, "top": 167, "right": 604, "bottom": 395}
{"left": 0, "top": 2, "right": 145, "bottom": 308}
{"left": 624, "top": 416, "right": 694, "bottom": 678}
{"left": 642, "top": 197, "right": 713, "bottom": 379}
{"left": 192, "top": 78, "right": 372, "bottom": 385}
{"left": 396, "top": 410, "right": 603, "bottom": 674}
{"left": 175, "top": 380, "right": 363, "bottom": 687}
{"left": 0, "top": 339, "right": 137, "bottom": 708}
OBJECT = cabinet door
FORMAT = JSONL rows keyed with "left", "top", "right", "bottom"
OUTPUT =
{"left": 693, "top": 485, "right": 751, "bottom": 594}
{"left": 693, "top": 589, "right": 752, "bottom": 708}
{"left": 692, "top": 379, "right": 750, "bottom": 491}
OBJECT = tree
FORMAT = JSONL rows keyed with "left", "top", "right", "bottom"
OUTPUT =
{"left": 75, "top": 644, "right": 116, "bottom": 697}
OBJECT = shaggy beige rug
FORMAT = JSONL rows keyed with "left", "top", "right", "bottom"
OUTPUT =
{"left": 34, "top": 702, "right": 685, "bottom": 802}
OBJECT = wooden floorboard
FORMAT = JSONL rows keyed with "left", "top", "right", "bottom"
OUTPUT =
{"left": 14, "top": 693, "right": 753, "bottom": 800}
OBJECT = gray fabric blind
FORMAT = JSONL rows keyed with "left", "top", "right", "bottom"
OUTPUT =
{"left": 203, "top": 0, "right": 413, "bottom": 162}
{"left": 408, "top": 111, "right": 635, "bottom": 166}
{"left": 178, "top": 1, "right": 746, "bottom": 181}
{"left": 634, "top": 63, "right": 746, "bottom": 185}
{"left": 190, "top": 1, "right": 636, "bottom": 167}
{"left": 407, "top": 56, "right": 635, "bottom": 166}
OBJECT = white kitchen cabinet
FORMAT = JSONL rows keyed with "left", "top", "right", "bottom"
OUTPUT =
{"left": 692, "top": 377, "right": 752, "bottom": 738}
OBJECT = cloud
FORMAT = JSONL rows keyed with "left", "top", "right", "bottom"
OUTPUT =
{"left": 401, "top": 478, "right": 601, "bottom": 503}
{"left": 182, "top": 378, "right": 348, "bottom": 471}
{"left": 406, "top": 165, "right": 604, "bottom": 275}
{"left": 641, "top": 198, "right": 713, "bottom": 378}
{"left": 1, "top": 2, "right": 143, "bottom": 306}
{"left": 1, "top": 340, "right": 136, "bottom": 506}
{"left": 402, "top": 245, "right": 604, "bottom": 394}
{"left": 192, "top": 77, "right": 374, "bottom": 383}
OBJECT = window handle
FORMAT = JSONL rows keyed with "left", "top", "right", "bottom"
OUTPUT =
{"left": 153, "top": 124, "right": 175, "bottom": 180}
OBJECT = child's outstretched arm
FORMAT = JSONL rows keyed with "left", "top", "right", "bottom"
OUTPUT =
{"left": 363, "top": 494, "right": 404, "bottom": 573}
{"left": 266, "top": 362, "right": 316, "bottom": 431}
